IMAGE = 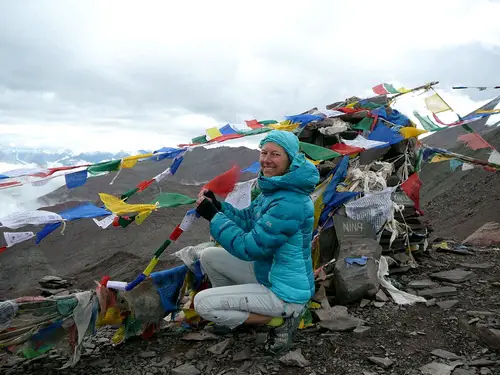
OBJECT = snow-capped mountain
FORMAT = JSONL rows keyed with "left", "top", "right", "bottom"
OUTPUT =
{"left": 0, "top": 147, "right": 152, "bottom": 171}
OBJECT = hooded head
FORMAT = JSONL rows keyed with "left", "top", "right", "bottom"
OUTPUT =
{"left": 259, "top": 130, "right": 299, "bottom": 177}
{"left": 258, "top": 130, "right": 319, "bottom": 195}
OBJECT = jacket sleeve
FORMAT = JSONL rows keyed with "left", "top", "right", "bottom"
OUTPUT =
{"left": 209, "top": 197, "right": 303, "bottom": 261}
{"left": 218, "top": 200, "right": 255, "bottom": 232}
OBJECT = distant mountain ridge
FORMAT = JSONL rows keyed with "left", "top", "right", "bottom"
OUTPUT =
{"left": 0, "top": 147, "right": 150, "bottom": 169}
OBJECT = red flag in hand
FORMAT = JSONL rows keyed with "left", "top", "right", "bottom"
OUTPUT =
{"left": 203, "top": 165, "right": 240, "bottom": 198}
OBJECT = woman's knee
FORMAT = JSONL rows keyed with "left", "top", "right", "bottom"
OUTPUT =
{"left": 193, "top": 289, "right": 212, "bottom": 316}
{"left": 200, "top": 246, "right": 225, "bottom": 268}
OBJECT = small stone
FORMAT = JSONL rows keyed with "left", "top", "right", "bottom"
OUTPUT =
{"left": 232, "top": 347, "right": 252, "bottom": 362}
{"left": 360, "top": 299, "right": 370, "bottom": 308}
{"left": 101, "top": 368, "right": 113, "bottom": 373}
{"left": 152, "top": 357, "right": 173, "bottom": 367}
{"left": 468, "top": 318, "right": 480, "bottom": 325}
{"left": 331, "top": 305, "right": 349, "bottom": 317}
{"left": 184, "top": 349, "right": 196, "bottom": 360}
{"left": 353, "top": 326, "right": 371, "bottom": 337}
{"left": 208, "top": 338, "right": 233, "bottom": 355}
{"left": 408, "top": 279, "right": 439, "bottom": 290}
{"left": 367, "top": 356, "right": 394, "bottom": 369}
{"left": 426, "top": 299, "right": 437, "bottom": 307}
{"left": 373, "top": 301, "right": 385, "bottom": 308}
{"left": 96, "top": 338, "right": 108, "bottom": 344}
{"left": 431, "top": 349, "right": 460, "bottom": 360}
{"left": 430, "top": 269, "right": 475, "bottom": 284}
{"left": 418, "top": 287, "right": 457, "bottom": 298}
{"left": 375, "top": 289, "right": 389, "bottom": 302}
{"left": 171, "top": 364, "right": 201, "bottom": 375}
{"left": 466, "top": 311, "right": 496, "bottom": 318}
{"left": 279, "top": 349, "right": 310, "bottom": 368}
{"left": 255, "top": 332, "right": 268, "bottom": 345}
{"left": 459, "top": 262, "right": 494, "bottom": 270}
{"left": 182, "top": 332, "right": 218, "bottom": 341}
{"left": 84, "top": 342, "right": 96, "bottom": 349}
{"left": 139, "top": 351, "right": 156, "bottom": 359}
{"left": 437, "top": 300, "right": 459, "bottom": 310}
{"left": 452, "top": 369, "right": 475, "bottom": 375}
{"left": 469, "top": 359, "right": 496, "bottom": 366}
{"left": 318, "top": 316, "right": 364, "bottom": 332}
{"left": 419, "top": 362, "right": 453, "bottom": 375}
{"left": 480, "top": 368, "right": 493, "bottom": 375}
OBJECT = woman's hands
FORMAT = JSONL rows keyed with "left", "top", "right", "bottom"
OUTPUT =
{"left": 196, "top": 189, "right": 221, "bottom": 221}
{"left": 197, "top": 189, "right": 221, "bottom": 210}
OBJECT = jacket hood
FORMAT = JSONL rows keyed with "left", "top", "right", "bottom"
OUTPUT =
{"left": 258, "top": 130, "right": 320, "bottom": 195}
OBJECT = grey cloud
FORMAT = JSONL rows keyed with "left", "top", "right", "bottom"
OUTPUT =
{"left": 0, "top": 1, "right": 499, "bottom": 151}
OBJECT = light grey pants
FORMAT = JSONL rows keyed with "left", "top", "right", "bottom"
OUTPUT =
{"left": 194, "top": 247, "right": 304, "bottom": 329}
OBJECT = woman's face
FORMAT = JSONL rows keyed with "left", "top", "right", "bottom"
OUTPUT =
{"left": 259, "top": 142, "right": 290, "bottom": 177}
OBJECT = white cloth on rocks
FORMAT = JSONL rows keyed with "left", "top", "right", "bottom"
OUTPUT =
{"left": 377, "top": 256, "right": 426, "bottom": 305}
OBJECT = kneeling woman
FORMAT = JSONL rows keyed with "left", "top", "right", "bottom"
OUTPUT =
{"left": 194, "top": 130, "right": 319, "bottom": 354}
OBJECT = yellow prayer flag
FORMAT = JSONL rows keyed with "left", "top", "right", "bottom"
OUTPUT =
{"left": 399, "top": 127, "right": 428, "bottom": 139}
{"left": 99, "top": 193, "right": 157, "bottom": 215}
{"left": 424, "top": 93, "right": 451, "bottom": 114}
{"left": 476, "top": 109, "right": 500, "bottom": 114}
{"left": 269, "top": 120, "right": 299, "bottom": 132}
{"left": 310, "top": 175, "right": 332, "bottom": 229}
{"left": 143, "top": 257, "right": 159, "bottom": 276}
{"left": 345, "top": 102, "right": 358, "bottom": 108}
{"left": 206, "top": 127, "right": 223, "bottom": 140}
{"left": 121, "top": 153, "right": 153, "bottom": 169}
{"left": 430, "top": 154, "right": 452, "bottom": 163}
{"left": 397, "top": 87, "right": 412, "bottom": 94}
{"left": 306, "top": 157, "right": 321, "bottom": 165}
{"left": 135, "top": 209, "right": 153, "bottom": 225}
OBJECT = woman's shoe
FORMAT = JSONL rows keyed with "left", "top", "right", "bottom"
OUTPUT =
{"left": 264, "top": 314, "right": 301, "bottom": 355}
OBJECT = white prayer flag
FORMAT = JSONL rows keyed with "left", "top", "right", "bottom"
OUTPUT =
{"left": 342, "top": 135, "right": 389, "bottom": 150}
{"left": 462, "top": 163, "right": 474, "bottom": 171}
{"left": 3, "top": 231, "right": 35, "bottom": 247}
{"left": 225, "top": 179, "right": 256, "bottom": 209}
{"left": 0, "top": 210, "right": 63, "bottom": 229}
{"left": 488, "top": 150, "right": 500, "bottom": 165}
{"left": 154, "top": 167, "right": 171, "bottom": 183}
{"left": 93, "top": 214, "right": 116, "bottom": 229}
{"left": 179, "top": 210, "right": 198, "bottom": 231}
{"left": 424, "top": 93, "right": 451, "bottom": 114}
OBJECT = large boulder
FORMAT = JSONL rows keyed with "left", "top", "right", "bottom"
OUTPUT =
{"left": 333, "top": 216, "right": 382, "bottom": 304}
{"left": 463, "top": 222, "right": 500, "bottom": 247}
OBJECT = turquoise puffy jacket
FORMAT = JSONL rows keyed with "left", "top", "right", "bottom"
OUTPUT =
{"left": 208, "top": 130, "right": 320, "bottom": 304}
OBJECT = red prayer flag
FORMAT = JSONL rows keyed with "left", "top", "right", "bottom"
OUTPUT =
{"left": 331, "top": 144, "right": 364, "bottom": 155}
{"left": 0, "top": 246, "right": 6, "bottom": 254}
{"left": 372, "top": 84, "right": 389, "bottom": 95}
{"left": 208, "top": 133, "right": 244, "bottom": 143}
{"left": 137, "top": 179, "right": 155, "bottom": 192}
{"left": 203, "top": 165, "right": 241, "bottom": 198}
{"left": 245, "top": 120, "right": 263, "bottom": 129}
{"left": 458, "top": 133, "right": 491, "bottom": 150}
{"left": 401, "top": 173, "right": 423, "bottom": 215}
{"left": 169, "top": 224, "right": 184, "bottom": 241}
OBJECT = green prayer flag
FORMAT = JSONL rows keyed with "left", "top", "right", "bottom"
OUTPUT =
{"left": 238, "top": 128, "right": 272, "bottom": 136}
{"left": 358, "top": 101, "right": 382, "bottom": 110}
{"left": 121, "top": 187, "right": 139, "bottom": 201}
{"left": 192, "top": 135, "right": 208, "bottom": 144}
{"left": 300, "top": 142, "right": 340, "bottom": 161}
{"left": 413, "top": 111, "right": 444, "bottom": 132}
{"left": 88, "top": 160, "right": 122, "bottom": 175}
{"left": 118, "top": 215, "right": 136, "bottom": 228}
{"left": 258, "top": 120, "right": 278, "bottom": 125}
{"left": 352, "top": 117, "right": 373, "bottom": 131}
{"left": 384, "top": 83, "right": 400, "bottom": 94}
{"left": 152, "top": 193, "right": 196, "bottom": 208}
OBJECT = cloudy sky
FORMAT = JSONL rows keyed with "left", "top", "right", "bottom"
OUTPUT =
{"left": 1, "top": 0, "right": 499, "bottom": 153}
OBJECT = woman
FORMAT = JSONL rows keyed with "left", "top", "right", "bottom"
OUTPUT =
{"left": 194, "top": 130, "right": 319, "bottom": 354}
